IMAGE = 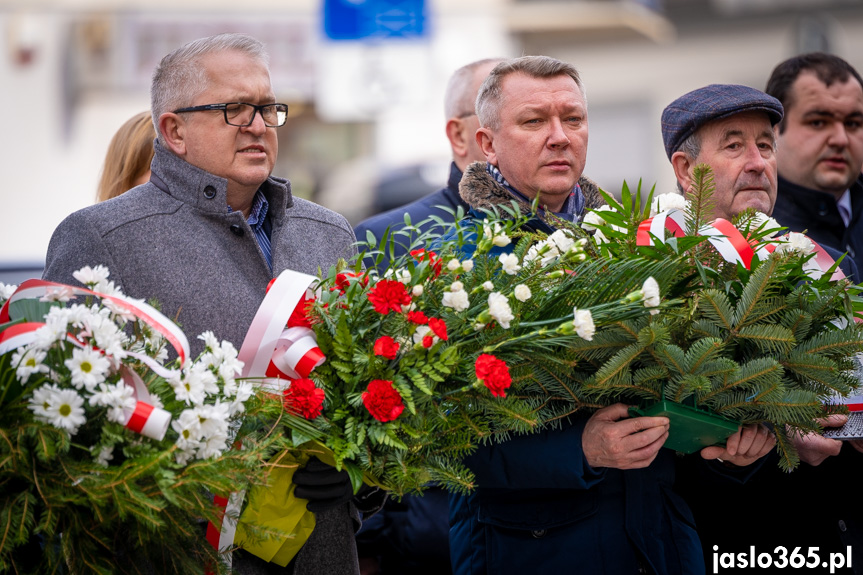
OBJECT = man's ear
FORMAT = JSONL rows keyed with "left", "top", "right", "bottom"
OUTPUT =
{"left": 159, "top": 113, "right": 187, "bottom": 157}
{"left": 477, "top": 127, "right": 496, "bottom": 165}
{"left": 670, "top": 151, "right": 694, "bottom": 194}
{"left": 446, "top": 117, "right": 470, "bottom": 161}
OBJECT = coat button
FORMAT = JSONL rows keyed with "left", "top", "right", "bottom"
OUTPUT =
{"left": 203, "top": 185, "right": 217, "bottom": 199}
{"left": 531, "top": 529, "right": 547, "bottom": 538}
{"left": 230, "top": 224, "right": 244, "bottom": 237}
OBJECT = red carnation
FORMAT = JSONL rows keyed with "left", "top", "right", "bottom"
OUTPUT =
{"left": 287, "top": 295, "right": 315, "bottom": 329}
{"left": 422, "top": 335, "right": 435, "bottom": 348}
{"left": 428, "top": 317, "right": 448, "bottom": 341}
{"left": 374, "top": 336, "right": 400, "bottom": 360}
{"left": 475, "top": 354, "right": 512, "bottom": 398}
{"left": 283, "top": 378, "right": 325, "bottom": 419}
{"left": 410, "top": 249, "right": 442, "bottom": 278}
{"left": 407, "top": 310, "right": 429, "bottom": 324}
{"left": 362, "top": 380, "right": 405, "bottom": 422}
{"left": 334, "top": 271, "right": 368, "bottom": 294}
{"left": 367, "top": 280, "right": 412, "bottom": 315}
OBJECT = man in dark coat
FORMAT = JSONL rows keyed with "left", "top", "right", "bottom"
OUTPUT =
{"left": 42, "top": 33, "right": 380, "bottom": 575}
{"left": 664, "top": 81, "right": 863, "bottom": 574}
{"left": 354, "top": 59, "right": 503, "bottom": 272}
{"left": 447, "top": 57, "right": 774, "bottom": 575}
{"left": 767, "top": 53, "right": 863, "bottom": 275}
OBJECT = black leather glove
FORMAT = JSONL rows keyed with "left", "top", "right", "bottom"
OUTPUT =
{"left": 292, "top": 456, "right": 353, "bottom": 512}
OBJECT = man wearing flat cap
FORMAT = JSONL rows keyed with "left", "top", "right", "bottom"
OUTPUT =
{"left": 662, "top": 83, "right": 783, "bottom": 222}
{"left": 661, "top": 84, "right": 860, "bottom": 570}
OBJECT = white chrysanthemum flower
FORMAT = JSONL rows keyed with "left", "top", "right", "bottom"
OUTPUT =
{"left": 650, "top": 193, "right": 688, "bottom": 216}
{"left": 173, "top": 409, "right": 203, "bottom": 446}
{"left": 65, "top": 346, "right": 111, "bottom": 392}
{"left": 198, "top": 331, "right": 221, "bottom": 352}
{"left": 100, "top": 298, "right": 134, "bottom": 322}
{"left": 92, "top": 280, "right": 123, "bottom": 297}
{"left": 775, "top": 232, "right": 815, "bottom": 255}
{"left": 450, "top": 281, "right": 464, "bottom": 292}
{"left": 573, "top": 308, "right": 596, "bottom": 341}
{"left": 39, "top": 286, "right": 74, "bottom": 303}
{"left": 12, "top": 347, "right": 49, "bottom": 381}
{"left": 197, "top": 433, "right": 230, "bottom": 460}
{"left": 188, "top": 363, "right": 220, "bottom": 398}
{"left": 28, "top": 383, "right": 59, "bottom": 420}
{"left": 94, "top": 445, "right": 114, "bottom": 467}
{"left": 447, "top": 258, "right": 461, "bottom": 272}
{"left": 642, "top": 277, "right": 661, "bottom": 313}
{"left": 194, "top": 402, "right": 230, "bottom": 439}
{"left": 488, "top": 292, "right": 515, "bottom": 329}
{"left": 89, "top": 381, "right": 136, "bottom": 424}
{"left": 442, "top": 289, "right": 470, "bottom": 312}
{"left": 514, "top": 284, "right": 532, "bottom": 302}
{"left": 217, "top": 356, "right": 244, "bottom": 384}
{"left": 73, "top": 265, "right": 110, "bottom": 287}
{"left": 482, "top": 281, "right": 494, "bottom": 291}
{"left": 89, "top": 319, "right": 127, "bottom": 360}
{"left": 498, "top": 253, "right": 521, "bottom": 275}
{"left": 232, "top": 381, "right": 254, "bottom": 404}
{"left": 175, "top": 448, "right": 196, "bottom": 466}
{"left": 462, "top": 259, "right": 474, "bottom": 272}
{"left": 412, "top": 284, "right": 424, "bottom": 297}
{"left": 170, "top": 371, "right": 206, "bottom": 406}
{"left": 0, "top": 282, "right": 16, "bottom": 301}
{"left": 45, "top": 388, "right": 86, "bottom": 434}
{"left": 484, "top": 222, "right": 511, "bottom": 247}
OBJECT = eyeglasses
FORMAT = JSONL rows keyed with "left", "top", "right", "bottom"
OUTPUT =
{"left": 172, "top": 102, "right": 289, "bottom": 127}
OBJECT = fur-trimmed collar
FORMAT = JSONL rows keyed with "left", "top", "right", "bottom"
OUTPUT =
{"left": 458, "top": 162, "right": 604, "bottom": 221}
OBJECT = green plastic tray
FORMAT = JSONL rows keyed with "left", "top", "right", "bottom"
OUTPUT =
{"left": 628, "top": 400, "right": 739, "bottom": 454}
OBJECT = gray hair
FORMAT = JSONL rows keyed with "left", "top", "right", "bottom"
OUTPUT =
{"left": 150, "top": 33, "right": 269, "bottom": 141}
{"left": 444, "top": 58, "right": 505, "bottom": 120}
{"left": 476, "top": 55, "right": 586, "bottom": 131}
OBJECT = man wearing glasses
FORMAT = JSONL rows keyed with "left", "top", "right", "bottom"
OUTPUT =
{"left": 43, "top": 33, "right": 374, "bottom": 574}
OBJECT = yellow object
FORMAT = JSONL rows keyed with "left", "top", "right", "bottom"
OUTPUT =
{"left": 235, "top": 442, "right": 386, "bottom": 566}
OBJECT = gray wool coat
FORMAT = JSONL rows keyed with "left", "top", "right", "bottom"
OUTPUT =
{"left": 43, "top": 140, "right": 365, "bottom": 575}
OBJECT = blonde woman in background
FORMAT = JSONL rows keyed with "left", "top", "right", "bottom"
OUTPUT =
{"left": 96, "top": 111, "right": 155, "bottom": 202}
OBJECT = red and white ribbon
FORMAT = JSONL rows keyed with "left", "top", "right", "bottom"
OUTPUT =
{"left": 0, "top": 279, "right": 190, "bottom": 365}
{"left": 238, "top": 269, "right": 324, "bottom": 391}
{"left": 120, "top": 366, "right": 171, "bottom": 441}
{"left": 0, "top": 322, "right": 43, "bottom": 356}
{"left": 636, "top": 209, "right": 841, "bottom": 278}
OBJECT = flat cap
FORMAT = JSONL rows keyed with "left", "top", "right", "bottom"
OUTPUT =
{"left": 661, "top": 84, "right": 783, "bottom": 159}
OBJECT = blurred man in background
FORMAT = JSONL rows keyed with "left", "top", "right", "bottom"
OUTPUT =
{"left": 355, "top": 58, "right": 503, "bottom": 272}
{"left": 767, "top": 52, "right": 863, "bottom": 273}
{"left": 354, "top": 57, "right": 502, "bottom": 575}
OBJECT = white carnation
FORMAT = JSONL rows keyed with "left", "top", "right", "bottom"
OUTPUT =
{"left": 488, "top": 292, "right": 515, "bottom": 329}
{"left": 775, "top": 232, "right": 815, "bottom": 256}
{"left": 514, "top": 284, "right": 532, "bottom": 302}
{"left": 442, "top": 289, "right": 470, "bottom": 312}
{"left": 462, "top": 259, "right": 474, "bottom": 272}
{"left": 498, "top": 253, "right": 521, "bottom": 275}
{"left": 650, "top": 193, "right": 688, "bottom": 216}
{"left": 482, "top": 281, "right": 494, "bottom": 291}
{"left": 573, "top": 308, "right": 596, "bottom": 341}
{"left": 642, "top": 277, "right": 661, "bottom": 313}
